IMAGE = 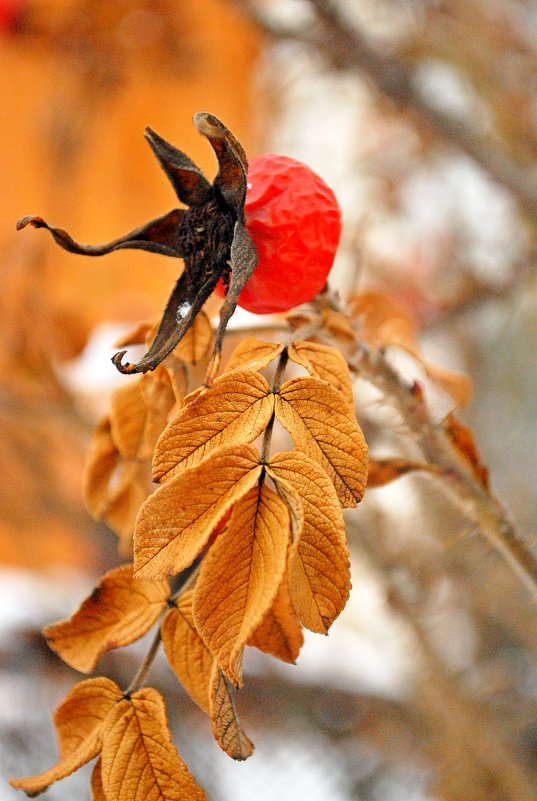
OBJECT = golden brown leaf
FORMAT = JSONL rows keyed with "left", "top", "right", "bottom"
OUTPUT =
{"left": 83, "top": 416, "right": 119, "bottom": 519}
{"left": 351, "top": 292, "right": 472, "bottom": 406}
{"left": 161, "top": 591, "right": 213, "bottom": 715}
{"left": 248, "top": 574, "right": 304, "bottom": 663}
{"left": 209, "top": 663, "right": 254, "bottom": 760}
{"left": 152, "top": 369, "right": 274, "bottom": 483}
{"left": 101, "top": 688, "right": 208, "bottom": 801}
{"left": 140, "top": 365, "right": 176, "bottom": 419}
{"left": 163, "top": 354, "right": 188, "bottom": 409}
{"left": 225, "top": 337, "right": 284, "bottom": 373}
{"left": 194, "top": 483, "right": 290, "bottom": 686}
{"left": 445, "top": 413, "right": 490, "bottom": 490}
{"left": 102, "top": 462, "right": 151, "bottom": 555}
{"left": 275, "top": 376, "right": 368, "bottom": 507}
{"left": 110, "top": 380, "right": 151, "bottom": 461}
{"left": 114, "top": 319, "right": 156, "bottom": 349}
{"left": 267, "top": 451, "right": 351, "bottom": 633}
{"left": 174, "top": 310, "right": 213, "bottom": 365}
{"left": 10, "top": 677, "right": 122, "bottom": 796}
{"left": 367, "top": 457, "right": 441, "bottom": 488}
{"left": 135, "top": 444, "right": 263, "bottom": 580}
{"left": 288, "top": 340, "right": 354, "bottom": 406}
{"left": 91, "top": 760, "right": 106, "bottom": 801}
{"left": 44, "top": 564, "right": 170, "bottom": 673}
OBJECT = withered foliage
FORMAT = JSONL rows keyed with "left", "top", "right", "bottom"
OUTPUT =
{"left": 11, "top": 111, "right": 534, "bottom": 801}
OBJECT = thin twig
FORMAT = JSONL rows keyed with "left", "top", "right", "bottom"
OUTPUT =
{"left": 237, "top": 0, "right": 537, "bottom": 222}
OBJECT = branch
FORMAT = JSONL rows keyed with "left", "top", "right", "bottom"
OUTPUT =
{"left": 237, "top": 0, "right": 537, "bottom": 221}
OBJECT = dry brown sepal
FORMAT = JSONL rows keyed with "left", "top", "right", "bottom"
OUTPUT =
{"left": 248, "top": 574, "right": 304, "bottom": 663}
{"left": 224, "top": 336, "right": 284, "bottom": 373}
{"left": 194, "top": 483, "right": 290, "bottom": 686}
{"left": 209, "top": 663, "right": 254, "bottom": 760}
{"left": 161, "top": 590, "right": 213, "bottom": 714}
{"left": 274, "top": 375, "right": 368, "bottom": 508}
{"left": 367, "top": 457, "right": 443, "bottom": 488}
{"left": 152, "top": 369, "right": 274, "bottom": 483}
{"left": 288, "top": 340, "right": 355, "bottom": 407}
{"left": 10, "top": 677, "right": 122, "bottom": 796}
{"left": 135, "top": 444, "right": 263, "bottom": 580}
{"left": 267, "top": 451, "right": 351, "bottom": 633}
{"left": 444, "top": 412, "right": 490, "bottom": 490}
{"left": 349, "top": 291, "right": 472, "bottom": 406}
{"left": 44, "top": 564, "right": 170, "bottom": 673}
{"left": 100, "top": 687, "right": 208, "bottom": 801}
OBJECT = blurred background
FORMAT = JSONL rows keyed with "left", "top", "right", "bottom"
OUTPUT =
{"left": 1, "top": 1, "right": 537, "bottom": 799}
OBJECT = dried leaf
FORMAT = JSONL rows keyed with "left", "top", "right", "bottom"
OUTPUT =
{"left": 103, "top": 462, "right": 151, "bottom": 554}
{"left": 135, "top": 444, "right": 262, "bottom": 580}
{"left": 351, "top": 292, "right": 472, "bottom": 406}
{"left": 275, "top": 376, "right": 368, "bottom": 507}
{"left": 174, "top": 310, "right": 213, "bottom": 365}
{"left": 110, "top": 380, "right": 151, "bottom": 460}
{"left": 367, "top": 457, "right": 440, "bottom": 488}
{"left": 194, "top": 482, "right": 289, "bottom": 686}
{"left": 114, "top": 319, "right": 156, "bottom": 349}
{"left": 10, "top": 677, "right": 121, "bottom": 796}
{"left": 288, "top": 340, "right": 354, "bottom": 406}
{"left": 248, "top": 574, "right": 304, "bottom": 663}
{"left": 44, "top": 564, "right": 170, "bottom": 672}
{"left": 140, "top": 365, "right": 176, "bottom": 418}
{"left": 101, "top": 687, "right": 208, "bottom": 801}
{"left": 163, "top": 354, "right": 188, "bottom": 409}
{"left": 225, "top": 337, "right": 284, "bottom": 373}
{"left": 445, "top": 413, "right": 489, "bottom": 490}
{"left": 267, "top": 451, "right": 351, "bottom": 633}
{"left": 83, "top": 416, "right": 119, "bottom": 519}
{"left": 90, "top": 760, "right": 106, "bottom": 801}
{"left": 152, "top": 369, "right": 274, "bottom": 483}
{"left": 209, "top": 663, "right": 254, "bottom": 760}
{"left": 161, "top": 591, "right": 214, "bottom": 715}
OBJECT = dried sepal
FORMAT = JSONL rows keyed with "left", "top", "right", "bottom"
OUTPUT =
{"left": 10, "top": 678, "right": 122, "bottom": 796}
{"left": 267, "top": 451, "right": 351, "bottom": 633}
{"left": 152, "top": 368, "right": 274, "bottom": 483}
{"left": 101, "top": 687, "right": 208, "bottom": 801}
{"left": 134, "top": 444, "right": 263, "bottom": 580}
{"left": 194, "top": 482, "right": 290, "bottom": 686}
{"left": 44, "top": 564, "right": 170, "bottom": 673}
{"left": 275, "top": 375, "right": 368, "bottom": 507}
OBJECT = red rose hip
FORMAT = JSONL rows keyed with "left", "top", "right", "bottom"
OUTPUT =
{"left": 217, "top": 153, "right": 342, "bottom": 315}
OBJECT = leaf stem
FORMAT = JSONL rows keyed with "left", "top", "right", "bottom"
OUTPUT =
{"left": 125, "top": 558, "right": 202, "bottom": 695}
{"left": 261, "top": 348, "right": 289, "bottom": 462}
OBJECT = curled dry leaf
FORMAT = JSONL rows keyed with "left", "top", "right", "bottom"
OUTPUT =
{"left": 288, "top": 340, "right": 354, "bottom": 407}
{"left": 83, "top": 416, "right": 120, "bottom": 520}
{"left": 350, "top": 291, "right": 472, "bottom": 406}
{"left": 367, "top": 457, "right": 442, "bottom": 488}
{"left": 248, "top": 574, "right": 304, "bottom": 663}
{"left": 101, "top": 687, "right": 208, "bottom": 801}
{"left": 209, "top": 663, "right": 254, "bottom": 760}
{"left": 444, "top": 412, "right": 490, "bottom": 490}
{"left": 224, "top": 336, "right": 284, "bottom": 373}
{"left": 152, "top": 368, "right": 274, "bottom": 483}
{"left": 10, "top": 677, "right": 122, "bottom": 796}
{"left": 161, "top": 590, "right": 214, "bottom": 715}
{"left": 44, "top": 564, "right": 170, "bottom": 673}
{"left": 90, "top": 760, "right": 106, "bottom": 801}
{"left": 135, "top": 444, "right": 263, "bottom": 580}
{"left": 194, "top": 482, "right": 290, "bottom": 686}
{"left": 267, "top": 451, "right": 351, "bottom": 633}
{"left": 275, "top": 375, "right": 368, "bottom": 508}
